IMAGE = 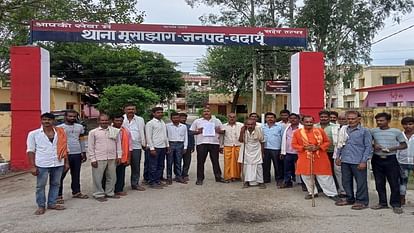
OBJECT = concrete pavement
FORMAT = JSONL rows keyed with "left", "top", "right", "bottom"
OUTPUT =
{"left": 0, "top": 156, "right": 414, "bottom": 233}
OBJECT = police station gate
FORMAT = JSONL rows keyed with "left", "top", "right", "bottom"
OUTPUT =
{"left": 10, "top": 21, "right": 324, "bottom": 170}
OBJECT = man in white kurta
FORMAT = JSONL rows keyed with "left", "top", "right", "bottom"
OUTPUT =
{"left": 238, "top": 118, "right": 266, "bottom": 188}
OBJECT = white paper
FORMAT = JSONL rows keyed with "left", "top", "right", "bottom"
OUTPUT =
{"left": 202, "top": 122, "right": 216, "bottom": 137}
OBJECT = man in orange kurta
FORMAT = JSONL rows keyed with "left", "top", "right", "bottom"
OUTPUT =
{"left": 292, "top": 115, "right": 339, "bottom": 200}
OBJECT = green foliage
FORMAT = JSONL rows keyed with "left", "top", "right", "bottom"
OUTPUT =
{"left": 0, "top": 0, "right": 143, "bottom": 75}
{"left": 46, "top": 43, "right": 184, "bottom": 98}
{"left": 237, "top": 115, "right": 246, "bottom": 123}
{"left": 296, "top": 0, "right": 413, "bottom": 106}
{"left": 215, "top": 114, "right": 228, "bottom": 123}
{"left": 185, "top": 0, "right": 292, "bottom": 27}
{"left": 198, "top": 46, "right": 254, "bottom": 93}
{"left": 188, "top": 0, "right": 295, "bottom": 112}
{"left": 186, "top": 89, "right": 209, "bottom": 108}
{"left": 96, "top": 84, "right": 159, "bottom": 116}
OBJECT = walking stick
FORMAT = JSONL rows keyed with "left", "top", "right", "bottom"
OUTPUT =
{"left": 241, "top": 130, "right": 247, "bottom": 188}
{"left": 310, "top": 152, "right": 315, "bottom": 207}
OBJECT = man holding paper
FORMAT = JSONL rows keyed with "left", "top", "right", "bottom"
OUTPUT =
{"left": 191, "top": 108, "right": 227, "bottom": 185}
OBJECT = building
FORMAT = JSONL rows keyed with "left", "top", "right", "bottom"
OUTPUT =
{"left": 356, "top": 82, "right": 414, "bottom": 107}
{"left": 0, "top": 77, "right": 89, "bottom": 162}
{"left": 335, "top": 63, "right": 414, "bottom": 108}
{"left": 171, "top": 73, "right": 211, "bottom": 112}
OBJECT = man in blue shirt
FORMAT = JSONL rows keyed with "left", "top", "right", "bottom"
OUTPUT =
{"left": 262, "top": 112, "right": 284, "bottom": 187}
{"left": 335, "top": 110, "right": 372, "bottom": 210}
{"left": 370, "top": 112, "right": 407, "bottom": 214}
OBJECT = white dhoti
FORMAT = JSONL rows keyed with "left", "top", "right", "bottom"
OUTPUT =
{"left": 243, "top": 164, "right": 264, "bottom": 185}
{"left": 238, "top": 128, "right": 264, "bottom": 185}
{"left": 301, "top": 175, "right": 338, "bottom": 197}
{"left": 333, "top": 163, "right": 345, "bottom": 194}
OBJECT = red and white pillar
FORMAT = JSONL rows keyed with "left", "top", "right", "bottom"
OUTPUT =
{"left": 10, "top": 46, "right": 50, "bottom": 170}
{"left": 290, "top": 52, "right": 325, "bottom": 120}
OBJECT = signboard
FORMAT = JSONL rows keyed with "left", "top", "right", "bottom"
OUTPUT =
{"left": 30, "top": 21, "right": 307, "bottom": 47}
{"left": 265, "top": 80, "right": 291, "bottom": 94}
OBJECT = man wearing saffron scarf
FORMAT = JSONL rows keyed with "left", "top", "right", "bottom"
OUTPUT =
{"left": 292, "top": 115, "right": 339, "bottom": 201}
{"left": 27, "top": 112, "right": 69, "bottom": 215}
{"left": 112, "top": 114, "right": 133, "bottom": 196}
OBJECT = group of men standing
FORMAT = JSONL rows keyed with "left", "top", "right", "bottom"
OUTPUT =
{"left": 26, "top": 105, "right": 413, "bottom": 216}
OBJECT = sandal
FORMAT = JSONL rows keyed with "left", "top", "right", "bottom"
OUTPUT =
{"left": 335, "top": 199, "right": 354, "bottom": 206}
{"left": 47, "top": 204, "right": 66, "bottom": 210}
{"left": 56, "top": 196, "right": 64, "bottom": 204}
{"left": 370, "top": 204, "right": 389, "bottom": 210}
{"left": 351, "top": 203, "right": 368, "bottom": 210}
{"left": 72, "top": 192, "right": 89, "bottom": 199}
{"left": 34, "top": 207, "right": 46, "bottom": 215}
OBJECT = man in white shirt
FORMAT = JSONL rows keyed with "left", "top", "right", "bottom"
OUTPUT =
{"left": 220, "top": 113, "right": 243, "bottom": 182}
{"left": 122, "top": 103, "right": 146, "bottom": 191}
{"left": 280, "top": 113, "right": 303, "bottom": 188}
{"left": 397, "top": 117, "right": 414, "bottom": 206}
{"left": 27, "top": 113, "right": 69, "bottom": 215}
{"left": 146, "top": 107, "right": 169, "bottom": 189}
{"left": 191, "top": 108, "right": 227, "bottom": 185}
{"left": 166, "top": 112, "right": 188, "bottom": 184}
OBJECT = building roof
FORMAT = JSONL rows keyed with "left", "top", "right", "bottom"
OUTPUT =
{"left": 182, "top": 73, "right": 210, "bottom": 82}
{"left": 355, "top": 81, "right": 414, "bottom": 92}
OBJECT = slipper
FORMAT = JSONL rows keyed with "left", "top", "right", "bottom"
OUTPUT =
{"left": 72, "top": 192, "right": 89, "bottom": 199}
{"left": 47, "top": 204, "right": 65, "bottom": 210}
{"left": 56, "top": 196, "right": 64, "bottom": 204}
{"left": 34, "top": 208, "right": 46, "bottom": 215}
{"left": 371, "top": 204, "right": 389, "bottom": 210}
{"left": 351, "top": 203, "right": 368, "bottom": 210}
{"left": 95, "top": 197, "right": 107, "bottom": 202}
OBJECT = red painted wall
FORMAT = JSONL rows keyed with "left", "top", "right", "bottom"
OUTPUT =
{"left": 299, "top": 52, "right": 325, "bottom": 120}
{"left": 10, "top": 47, "right": 42, "bottom": 170}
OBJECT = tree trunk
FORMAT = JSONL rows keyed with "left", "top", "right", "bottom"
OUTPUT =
{"left": 231, "top": 89, "right": 241, "bottom": 113}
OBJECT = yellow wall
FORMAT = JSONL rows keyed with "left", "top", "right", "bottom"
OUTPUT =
{"left": 0, "top": 89, "right": 11, "bottom": 103}
{"left": 362, "top": 66, "right": 413, "bottom": 88}
{"left": 334, "top": 107, "right": 414, "bottom": 129}
{"left": 0, "top": 112, "right": 11, "bottom": 161}
{"left": 0, "top": 86, "right": 82, "bottom": 162}
{"left": 208, "top": 91, "right": 288, "bottom": 116}
{"left": 50, "top": 89, "right": 82, "bottom": 112}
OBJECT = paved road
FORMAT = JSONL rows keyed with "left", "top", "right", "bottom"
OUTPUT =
{"left": 1, "top": 156, "right": 414, "bottom": 233}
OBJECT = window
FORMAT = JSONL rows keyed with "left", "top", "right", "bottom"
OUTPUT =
{"left": 236, "top": 105, "right": 248, "bottom": 113}
{"left": 376, "top": 103, "right": 386, "bottom": 107}
{"left": 0, "top": 103, "right": 11, "bottom": 111}
{"left": 391, "top": 102, "right": 403, "bottom": 107}
{"left": 66, "top": 103, "right": 75, "bottom": 109}
{"left": 345, "top": 101, "right": 354, "bottom": 108}
{"left": 382, "top": 76, "right": 397, "bottom": 85}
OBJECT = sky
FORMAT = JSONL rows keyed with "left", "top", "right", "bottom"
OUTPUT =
{"left": 138, "top": 0, "right": 414, "bottom": 73}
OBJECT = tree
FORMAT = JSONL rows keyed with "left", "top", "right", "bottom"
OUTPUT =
{"left": 186, "top": 89, "right": 209, "bottom": 109}
{"left": 198, "top": 46, "right": 254, "bottom": 112}
{"left": 0, "top": 0, "right": 143, "bottom": 77}
{"left": 96, "top": 84, "right": 159, "bottom": 116}
{"left": 187, "top": 0, "right": 296, "bottom": 112}
{"left": 46, "top": 43, "right": 184, "bottom": 100}
{"left": 185, "top": 0, "right": 292, "bottom": 27}
{"left": 296, "top": 0, "right": 414, "bottom": 107}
